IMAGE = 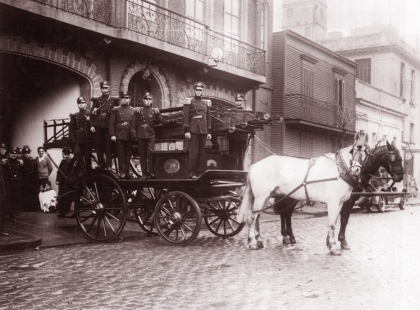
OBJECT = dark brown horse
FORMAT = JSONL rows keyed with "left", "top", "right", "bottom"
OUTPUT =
{"left": 338, "top": 142, "right": 404, "bottom": 250}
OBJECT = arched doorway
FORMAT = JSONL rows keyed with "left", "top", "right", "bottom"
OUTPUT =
{"left": 121, "top": 61, "right": 170, "bottom": 109}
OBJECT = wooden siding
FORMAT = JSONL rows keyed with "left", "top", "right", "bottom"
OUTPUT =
{"left": 271, "top": 33, "right": 285, "bottom": 154}
{"left": 313, "top": 134, "right": 332, "bottom": 156}
{"left": 285, "top": 129, "right": 300, "bottom": 157}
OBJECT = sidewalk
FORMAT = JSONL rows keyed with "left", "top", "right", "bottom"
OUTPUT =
{"left": 1, "top": 198, "right": 419, "bottom": 253}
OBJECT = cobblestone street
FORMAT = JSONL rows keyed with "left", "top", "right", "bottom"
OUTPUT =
{"left": 1, "top": 206, "right": 420, "bottom": 310}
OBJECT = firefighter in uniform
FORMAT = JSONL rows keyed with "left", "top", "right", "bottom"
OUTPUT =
{"left": 131, "top": 92, "right": 171, "bottom": 179}
{"left": 21, "top": 145, "right": 39, "bottom": 211}
{"left": 182, "top": 82, "right": 212, "bottom": 179}
{"left": 110, "top": 92, "right": 136, "bottom": 179}
{"left": 70, "top": 97, "right": 93, "bottom": 171}
{"left": 0, "top": 143, "right": 8, "bottom": 164}
{"left": 2, "top": 147, "right": 24, "bottom": 221}
{"left": 90, "top": 81, "right": 119, "bottom": 169}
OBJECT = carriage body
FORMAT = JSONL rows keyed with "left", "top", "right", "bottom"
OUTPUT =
{"left": 43, "top": 101, "right": 280, "bottom": 244}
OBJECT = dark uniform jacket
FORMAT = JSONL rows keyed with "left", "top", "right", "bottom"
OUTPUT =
{"left": 91, "top": 95, "right": 119, "bottom": 128}
{"left": 22, "top": 156, "right": 38, "bottom": 183}
{"left": 69, "top": 110, "right": 92, "bottom": 143}
{"left": 182, "top": 98, "right": 211, "bottom": 134}
{"left": 131, "top": 107, "right": 164, "bottom": 139}
{"left": 57, "top": 157, "right": 72, "bottom": 184}
{"left": 0, "top": 154, "right": 7, "bottom": 165}
{"left": 2, "top": 158, "right": 24, "bottom": 189}
{"left": 109, "top": 105, "right": 136, "bottom": 141}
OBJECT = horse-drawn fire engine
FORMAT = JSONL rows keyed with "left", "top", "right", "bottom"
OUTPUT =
{"left": 43, "top": 100, "right": 281, "bottom": 245}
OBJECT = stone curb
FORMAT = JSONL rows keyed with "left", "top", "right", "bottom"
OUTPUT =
{"left": 0, "top": 231, "right": 42, "bottom": 253}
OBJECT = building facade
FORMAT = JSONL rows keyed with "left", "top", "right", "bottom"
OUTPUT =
{"left": 320, "top": 25, "right": 420, "bottom": 188}
{"left": 0, "top": 0, "right": 274, "bottom": 179}
{"left": 271, "top": 30, "right": 358, "bottom": 158}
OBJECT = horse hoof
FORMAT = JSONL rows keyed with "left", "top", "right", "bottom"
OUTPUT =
{"left": 340, "top": 240, "right": 350, "bottom": 250}
{"left": 330, "top": 249, "right": 342, "bottom": 256}
{"left": 283, "top": 236, "right": 291, "bottom": 244}
{"left": 249, "top": 243, "right": 259, "bottom": 250}
{"left": 257, "top": 241, "right": 264, "bottom": 249}
{"left": 290, "top": 236, "right": 297, "bottom": 244}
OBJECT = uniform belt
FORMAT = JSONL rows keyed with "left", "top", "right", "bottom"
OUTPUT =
{"left": 191, "top": 115, "right": 204, "bottom": 119}
{"left": 140, "top": 124, "right": 150, "bottom": 128}
{"left": 120, "top": 122, "right": 130, "bottom": 126}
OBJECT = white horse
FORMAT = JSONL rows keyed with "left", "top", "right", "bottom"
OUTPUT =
{"left": 237, "top": 145, "right": 363, "bottom": 256}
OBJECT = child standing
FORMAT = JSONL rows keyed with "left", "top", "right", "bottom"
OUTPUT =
{"left": 39, "top": 181, "right": 57, "bottom": 212}
{"left": 56, "top": 147, "right": 73, "bottom": 218}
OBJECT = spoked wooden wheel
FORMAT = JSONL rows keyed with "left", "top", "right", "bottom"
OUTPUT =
{"left": 154, "top": 191, "right": 202, "bottom": 245}
{"left": 201, "top": 196, "right": 245, "bottom": 238}
{"left": 131, "top": 187, "right": 163, "bottom": 235}
{"left": 75, "top": 174, "right": 127, "bottom": 242}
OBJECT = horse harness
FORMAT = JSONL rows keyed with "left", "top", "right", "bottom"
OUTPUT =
{"left": 253, "top": 149, "right": 358, "bottom": 214}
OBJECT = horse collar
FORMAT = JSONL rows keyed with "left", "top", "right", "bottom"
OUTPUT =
{"left": 335, "top": 151, "right": 360, "bottom": 188}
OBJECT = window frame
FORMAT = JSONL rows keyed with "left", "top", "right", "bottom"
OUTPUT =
{"left": 355, "top": 58, "right": 371, "bottom": 84}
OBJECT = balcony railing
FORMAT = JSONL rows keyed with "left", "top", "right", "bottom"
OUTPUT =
{"left": 285, "top": 94, "right": 366, "bottom": 131}
{"left": 30, "top": 0, "right": 265, "bottom": 76}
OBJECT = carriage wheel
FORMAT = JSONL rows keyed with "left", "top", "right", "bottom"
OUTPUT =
{"left": 131, "top": 187, "right": 162, "bottom": 235}
{"left": 202, "top": 196, "right": 245, "bottom": 238}
{"left": 75, "top": 174, "right": 127, "bottom": 242}
{"left": 376, "top": 197, "right": 386, "bottom": 213}
{"left": 154, "top": 191, "right": 201, "bottom": 245}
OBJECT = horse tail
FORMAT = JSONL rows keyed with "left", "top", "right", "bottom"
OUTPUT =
{"left": 237, "top": 173, "right": 254, "bottom": 224}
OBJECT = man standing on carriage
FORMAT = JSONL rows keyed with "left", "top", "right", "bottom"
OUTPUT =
{"left": 182, "top": 82, "right": 212, "bottom": 179}
{"left": 90, "top": 81, "right": 119, "bottom": 170}
{"left": 70, "top": 97, "right": 93, "bottom": 172}
{"left": 131, "top": 92, "right": 174, "bottom": 179}
{"left": 109, "top": 91, "right": 136, "bottom": 179}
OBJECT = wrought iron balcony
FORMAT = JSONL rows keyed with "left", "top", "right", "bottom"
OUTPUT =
{"left": 285, "top": 94, "right": 365, "bottom": 131}
{"left": 30, "top": 0, "right": 265, "bottom": 76}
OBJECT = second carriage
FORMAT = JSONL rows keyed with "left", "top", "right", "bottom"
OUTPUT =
{"left": 43, "top": 101, "right": 281, "bottom": 245}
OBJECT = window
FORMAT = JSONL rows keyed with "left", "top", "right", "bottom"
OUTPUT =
{"left": 224, "top": 0, "right": 240, "bottom": 53}
{"left": 411, "top": 69, "right": 415, "bottom": 103}
{"left": 260, "top": 9, "right": 265, "bottom": 49}
{"left": 334, "top": 78, "right": 345, "bottom": 106}
{"left": 224, "top": 0, "right": 240, "bottom": 39}
{"left": 410, "top": 123, "right": 415, "bottom": 143}
{"left": 302, "top": 68, "right": 314, "bottom": 97}
{"left": 287, "top": 8, "right": 293, "bottom": 19}
{"left": 186, "top": 0, "right": 204, "bottom": 22}
{"left": 400, "top": 62, "right": 405, "bottom": 98}
{"left": 185, "top": 0, "right": 205, "bottom": 43}
{"left": 355, "top": 59, "right": 371, "bottom": 84}
{"left": 301, "top": 58, "right": 315, "bottom": 120}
